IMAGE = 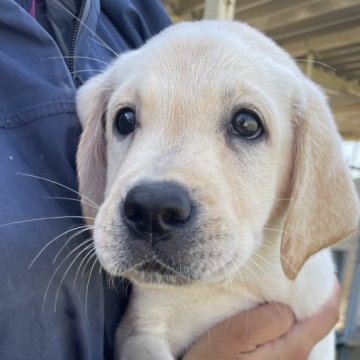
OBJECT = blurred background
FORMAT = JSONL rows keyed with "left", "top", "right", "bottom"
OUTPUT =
{"left": 161, "top": 1, "right": 360, "bottom": 358}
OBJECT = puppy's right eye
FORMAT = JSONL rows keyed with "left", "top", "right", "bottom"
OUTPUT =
{"left": 115, "top": 108, "right": 136, "bottom": 135}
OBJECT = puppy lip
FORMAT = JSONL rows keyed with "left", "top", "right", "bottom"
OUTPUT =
{"left": 136, "top": 260, "right": 175, "bottom": 275}
{"left": 133, "top": 257, "right": 197, "bottom": 283}
{"left": 128, "top": 269, "right": 194, "bottom": 286}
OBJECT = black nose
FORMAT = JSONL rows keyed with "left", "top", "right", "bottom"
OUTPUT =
{"left": 123, "top": 182, "right": 192, "bottom": 238}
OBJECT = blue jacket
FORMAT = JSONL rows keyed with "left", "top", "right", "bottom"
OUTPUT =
{"left": 0, "top": 1, "right": 170, "bottom": 359}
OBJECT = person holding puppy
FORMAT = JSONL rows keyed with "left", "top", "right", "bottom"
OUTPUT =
{"left": 0, "top": 0, "right": 339, "bottom": 359}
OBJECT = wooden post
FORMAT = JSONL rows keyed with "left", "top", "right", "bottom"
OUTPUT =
{"left": 203, "top": 0, "right": 236, "bottom": 20}
{"left": 305, "top": 52, "right": 315, "bottom": 79}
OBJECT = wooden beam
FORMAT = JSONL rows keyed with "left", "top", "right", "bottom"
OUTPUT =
{"left": 204, "top": 0, "right": 236, "bottom": 20}
{"left": 340, "top": 133, "right": 360, "bottom": 141}
{"left": 174, "top": 0, "right": 204, "bottom": 14}
{"left": 333, "top": 103, "right": 360, "bottom": 117}
{"left": 249, "top": 0, "right": 360, "bottom": 34}
{"left": 341, "top": 69, "right": 360, "bottom": 78}
{"left": 235, "top": 0, "right": 300, "bottom": 20}
{"left": 298, "top": 63, "right": 360, "bottom": 98}
{"left": 281, "top": 25, "right": 360, "bottom": 58}
{"left": 319, "top": 44, "right": 360, "bottom": 60}
{"left": 335, "top": 117, "right": 360, "bottom": 126}
{"left": 325, "top": 53, "right": 360, "bottom": 67}
{"left": 334, "top": 117, "right": 360, "bottom": 137}
{"left": 335, "top": 62, "right": 360, "bottom": 71}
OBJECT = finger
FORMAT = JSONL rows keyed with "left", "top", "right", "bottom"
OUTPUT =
{"left": 213, "top": 303, "right": 295, "bottom": 352}
{"left": 184, "top": 302, "right": 294, "bottom": 360}
{"left": 248, "top": 282, "right": 340, "bottom": 360}
{"left": 244, "top": 334, "right": 310, "bottom": 360}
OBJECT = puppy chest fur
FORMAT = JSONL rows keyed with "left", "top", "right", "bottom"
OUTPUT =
{"left": 76, "top": 21, "right": 359, "bottom": 360}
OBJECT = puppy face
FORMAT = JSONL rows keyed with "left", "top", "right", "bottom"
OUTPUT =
{"left": 77, "top": 22, "right": 359, "bottom": 285}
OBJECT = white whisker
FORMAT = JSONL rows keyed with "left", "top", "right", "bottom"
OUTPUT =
{"left": 70, "top": 69, "right": 104, "bottom": 75}
{"left": 258, "top": 241, "right": 297, "bottom": 274}
{"left": 85, "top": 255, "right": 99, "bottom": 323}
{"left": 90, "top": 38, "right": 119, "bottom": 57}
{"left": 54, "top": 242, "right": 95, "bottom": 312}
{"left": 53, "top": 0, "right": 119, "bottom": 57}
{"left": 28, "top": 224, "right": 93, "bottom": 269}
{"left": 44, "top": 196, "right": 99, "bottom": 210}
{"left": 2, "top": 215, "right": 94, "bottom": 228}
{"left": 250, "top": 251, "right": 281, "bottom": 275}
{"left": 53, "top": 225, "right": 94, "bottom": 263}
{"left": 16, "top": 172, "right": 99, "bottom": 208}
{"left": 263, "top": 227, "right": 319, "bottom": 253}
{"left": 43, "top": 239, "right": 93, "bottom": 310}
{"left": 81, "top": 250, "right": 97, "bottom": 279}
{"left": 42, "top": 56, "right": 109, "bottom": 65}
{"left": 247, "top": 256, "right": 268, "bottom": 277}
{"left": 295, "top": 58, "right": 336, "bottom": 71}
{"left": 73, "top": 247, "right": 96, "bottom": 289}
{"left": 243, "top": 262, "right": 265, "bottom": 289}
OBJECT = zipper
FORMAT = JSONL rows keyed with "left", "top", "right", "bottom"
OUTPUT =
{"left": 68, "top": 0, "right": 88, "bottom": 86}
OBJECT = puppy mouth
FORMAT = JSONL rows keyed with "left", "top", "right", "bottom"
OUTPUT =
{"left": 125, "top": 258, "right": 195, "bottom": 285}
{"left": 136, "top": 259, "right": 176, "bottom": 275}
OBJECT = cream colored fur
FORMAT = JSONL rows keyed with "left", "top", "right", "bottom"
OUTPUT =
{"left": 76, "top": 21, "right": 359, "bottom": 360}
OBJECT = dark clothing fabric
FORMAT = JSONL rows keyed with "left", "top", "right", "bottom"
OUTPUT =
{"left": 0, "top": 1, "right": 170, "bottom": 359}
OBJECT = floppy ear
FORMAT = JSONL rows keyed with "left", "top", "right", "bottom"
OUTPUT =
{"left": 281, "top": 80, "right": 359, "bottom": 280}
{"left": 76, "top": 73, "right": 110, "bottom": 223}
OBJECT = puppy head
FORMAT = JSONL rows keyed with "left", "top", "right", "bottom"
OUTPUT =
{"left": 76, "top": 21, "right": 359, "bottom": 285}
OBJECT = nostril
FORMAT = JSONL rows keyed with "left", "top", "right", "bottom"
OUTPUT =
{"left": 125, "top": 205, "right": 144, "bottom": 223}
{"left": 161, "top": 207, "right": 191, "bottom": 226}
{"left": 124, "top": 195, "right": 147, "bottom": 225}
{"left": 131, "top": 209, "right": 143, "bottom": 223}
{"left": 162, "top": 209, "right": 178, "bottom": 225}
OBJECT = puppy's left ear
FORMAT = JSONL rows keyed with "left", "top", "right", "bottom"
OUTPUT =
{"left": 281, "top": 80, "right": 359, "bottom": 280}
{"left": 76, "top": 73, "right": 111, "bottom": 222}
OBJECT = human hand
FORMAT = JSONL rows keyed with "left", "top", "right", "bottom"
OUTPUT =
{"left": 183, "top": 282, "right": 340, "bottom": 360}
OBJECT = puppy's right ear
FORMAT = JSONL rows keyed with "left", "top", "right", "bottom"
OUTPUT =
{"left": 76, "top": 73, "right": 111, "bottom": 222}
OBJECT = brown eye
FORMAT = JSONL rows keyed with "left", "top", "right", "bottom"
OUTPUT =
{"left": 230, "top": 110, "right": 263, "bottom": 139}
{"left": 115, "top": 108, "right": 136, "bottom": 135}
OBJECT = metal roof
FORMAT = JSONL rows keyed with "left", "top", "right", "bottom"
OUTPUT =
{"left": 162, "top": 0, "right": 360, "bottom": 140}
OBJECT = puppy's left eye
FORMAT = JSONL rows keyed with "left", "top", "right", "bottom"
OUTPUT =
{"left": 114, "top": 107, "right": 136, "bottom": 136}
{"left": 230, "top": 110, "right": 263, "bottom": 139}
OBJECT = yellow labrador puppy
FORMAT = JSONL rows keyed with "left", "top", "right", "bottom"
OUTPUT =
{"left": 76, "top": 21, "right": 359, "bottom": 360}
